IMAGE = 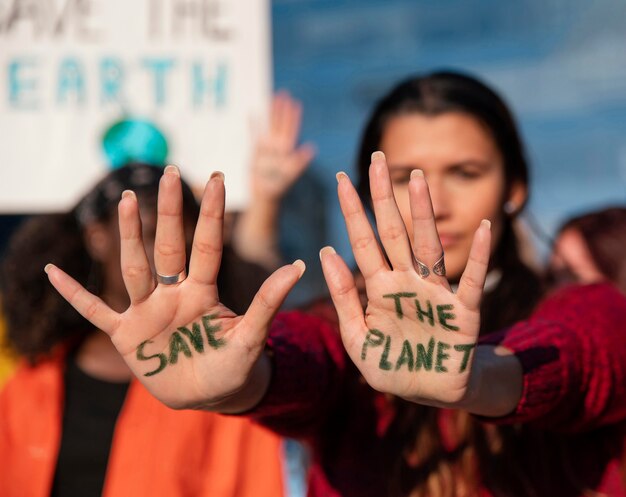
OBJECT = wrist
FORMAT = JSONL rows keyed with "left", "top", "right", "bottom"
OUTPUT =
{"left": 238, "top": 196, "right": 280, "bottom": 233}
{"left": 207, "top": 351, "right": 272, "bottom": 414}
{"left": 232, "top": 198, "right": 282, "bottom": 268}
{"left": 248, "top": 194, "right": 281, "bottom": 216}
{"left": 456, "top": 345, "right": 523, "bottom": 417}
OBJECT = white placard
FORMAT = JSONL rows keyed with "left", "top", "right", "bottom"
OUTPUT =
{"left": 0, "top": 0, "right": 271, "bottom": 212}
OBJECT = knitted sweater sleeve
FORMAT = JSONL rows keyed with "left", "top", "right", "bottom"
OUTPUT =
{"left": 250, "top": 310, "right": 348, "bottom": 439}
{"left": 480, "top": 283, "right": 626, "bottom": 431}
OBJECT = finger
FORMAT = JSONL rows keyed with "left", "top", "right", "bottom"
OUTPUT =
{"left": 238, "top": 261, "right": 305, "bottom": 347}
{"left": 369, "top": 151, "right": 414, "bottom": 271}
{"left": 273, "top": 92, "right": 294, "bottom": 149}
{"left": 457, "top": 220, "right": 492, "bottom": 311}
{"left": 270, "top": 92, "right": 284, "bottom": 137}
{"left": 270, "top": 92, "right": 290, "bottom": 151}
{"left": 337, "top": 171, "right": 389, "bottom": 279}
{"left": 319, "top": 246, "right": 368, "bottom": 352}
{"left": 154, "top": 165, "right": 187, "bottom": 281}
{"left": 188, "top": 172, "right": 225, "bottom": 287}
{"left": 45, "top": 264, "right": 120, "bottom": 335}
{"left": 281, "top": 97, "right": 302, "bottom": 151}
{"left": 119, "top": 190, "right": 155, "bottom": 303}
{"left": 288, "top": 143, "right": 315, "bottom": 180}
{"left": 408, "top": 170, "right": 450, "bottom": 288}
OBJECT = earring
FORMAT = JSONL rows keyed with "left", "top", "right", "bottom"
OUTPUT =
{"left": 503, "top": 201, "right": 517, "bottom": 215}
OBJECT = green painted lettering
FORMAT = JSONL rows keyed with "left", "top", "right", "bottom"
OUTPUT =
{"left": 137, "top": 340, "right": 168, "bottom": 377}
{"left": 383, "top": 292, "right": 417, "bottom": 319}
{"left": 415, "top": 299, "right": 435, "bottom": 327}
{"left": 436, "top": 304, "right": 459, "bottom": 331}
{"left": 379, "top": 335, "right": 393, "bottom": 370}
{"left": 415, "top": 337, "right": 435, "bottom": 371}
{"left": 395, "top": 339, "right": 414, "bottom": 371}
{"left": 178, "top": 322, "right": 204, "bottom": 353}
{"left": 169, "top": 331, "right": 192, "bottom": 365}
{"left": 454, "top": 343, "right": 476, "bottom": 373}
{"left": 361, "top": 329, "right": 385, "bottom": 360}
{"left": 202, "top": 314, "right": 226, "bottom": 349}
{"left": 435, "top": 341, "right": 451, "bottom": 372}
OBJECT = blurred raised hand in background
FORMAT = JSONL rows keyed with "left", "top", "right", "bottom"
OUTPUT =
{"left": 232, "top": 92, "right": 316, "bottom": 270}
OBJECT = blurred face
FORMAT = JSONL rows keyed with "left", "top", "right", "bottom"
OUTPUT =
{"left": 380, "top": 112, "right": 525, "bottom": 280}
{"left": 95, "top": 202, "right": 158, "bottom": 311}
{"left": 87, "top": 198, "right": 194, "bottom": 312}
{"left": 549, "top": 228, "right": 604, "bottom": 286}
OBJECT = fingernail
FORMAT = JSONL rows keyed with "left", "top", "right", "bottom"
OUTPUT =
{"left": 371, "top": 151, "right": 385, "bottom": 162}
{"left": 292, "top": 259, "right": 306, "bottom": 277}
{"left": 210, "top": 171, "right": 225, "bottom": 181}
{"left": 410, "top": 169, "right": 424, "bottom": 180}
{"left": 481, "top": 219, "right": 492, "bottom": 230}
{"left": 336, "top": 171, "right": 348, "bottom": 183}
{"left": 121, "top": 190, "right": 136, "bottom": 200}
{"left": 164, "top": 165, "right": 180, "bottom": 176}
{"left": 319, "top": 246, "right": 336, "bottom": 261}
{"left": 44, "top": 263, "right": 54, "bottom": 274}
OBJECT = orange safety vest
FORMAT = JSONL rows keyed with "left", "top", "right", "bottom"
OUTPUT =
{"left": 0, "top": 354, "right": 285, "bottom": 497}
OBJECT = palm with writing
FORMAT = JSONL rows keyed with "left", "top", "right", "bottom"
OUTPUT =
{"left": 46, "top": 167, "right": 305, "bottom": 411}
{"left": 320, "top": 153, "right": 491, "bottom": 407}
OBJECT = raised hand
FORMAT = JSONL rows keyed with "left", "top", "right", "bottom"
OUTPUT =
{"left": 320, "top": 152, "right": 491, "bottom": 408}
{"left": 46, "top": 166, "right": 305, "bottom": 411}
{"left": 250, "top": 92, "right": 315, "bottom": 200}
{"left": 233, "top": 92, "right": 316, "bottom": 269}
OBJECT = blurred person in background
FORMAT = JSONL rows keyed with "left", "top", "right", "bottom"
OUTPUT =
{"left": 0, "top": 163, "right": 286, "bottom": 497}
{"left": 0, "top": 92, "right": 314, "bottom": 496}
{"left": 0, "top": 91, "right": 312, "bottom": 365}
{"left": 547, "top": 206, "right": 626, "bottom": 293}
{"left": 96, "top": 91, "right": 314, "bottom": 278}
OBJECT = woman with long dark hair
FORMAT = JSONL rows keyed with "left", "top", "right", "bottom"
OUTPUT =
{"left": 44, "top": 73, "right": 626, "bottom": 497}
{"left": 356, "top": 71, "right": 541, "bottom": 333}
{"left": 353, "top": 71, "right": 548, "bottom": 496}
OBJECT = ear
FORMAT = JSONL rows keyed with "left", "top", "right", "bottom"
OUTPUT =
{"left": 83, "top": 223, "right": 113, "bottom": 262}
{"left": 504, "top": 180, "right": 528, "bottom": 215}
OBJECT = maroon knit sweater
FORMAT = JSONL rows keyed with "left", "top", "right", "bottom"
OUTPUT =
{"left": 253, "top": 284, "right": 626, "bottom": 497}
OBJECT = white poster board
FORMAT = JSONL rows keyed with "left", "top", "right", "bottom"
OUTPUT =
{"left": 0, "top": 0, "right": 271, "bottom": 212}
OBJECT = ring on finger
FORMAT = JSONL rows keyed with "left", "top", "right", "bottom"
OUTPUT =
{"left": 156, "top": 268, "right": 187, "bottom": 285}
{"left": 433, "top": 254, "right": 446, "bottom": 276}
{"left": 414, "top": 253, "right": 446, "bottom": 279}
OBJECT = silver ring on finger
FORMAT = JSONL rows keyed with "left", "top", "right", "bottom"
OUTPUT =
{"left": 414, "top": 257, "right": 430, "bottom": 279}
{"left": 414, "top": 253, "right": 446, "bottom": 279}
{"left": 156, "top": 268, "right": 187, "bottom": 285}
{"left": 433, "top": 254, "right": 446, "bottom": 277}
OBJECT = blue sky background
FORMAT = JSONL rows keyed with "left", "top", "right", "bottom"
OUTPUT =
{"left": 273, "top": 0, "right": 626, "bottom": 303}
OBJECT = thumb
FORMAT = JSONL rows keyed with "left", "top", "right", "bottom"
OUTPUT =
{"left": 239, "top": 261, "right": 306, "bottom": 346}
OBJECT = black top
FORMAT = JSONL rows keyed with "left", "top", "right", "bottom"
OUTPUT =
{"left": 218, "top": 244, "right": 273, "bottom": 315}
{"left": 50, "top": 358, "right": 129, "bottom": 497}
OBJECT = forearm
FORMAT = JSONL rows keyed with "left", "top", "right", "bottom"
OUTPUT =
{"left": 468, "top": 284, "right": 626, "bottom": 430}
{"left": 232, "top": 198, "right": 282, "bottom": 270}
{"left": 250, "top": 311, "right": 347, "bottom": 438}
{"left": 457, "top": 344, "right": 523, "bottom": 417}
